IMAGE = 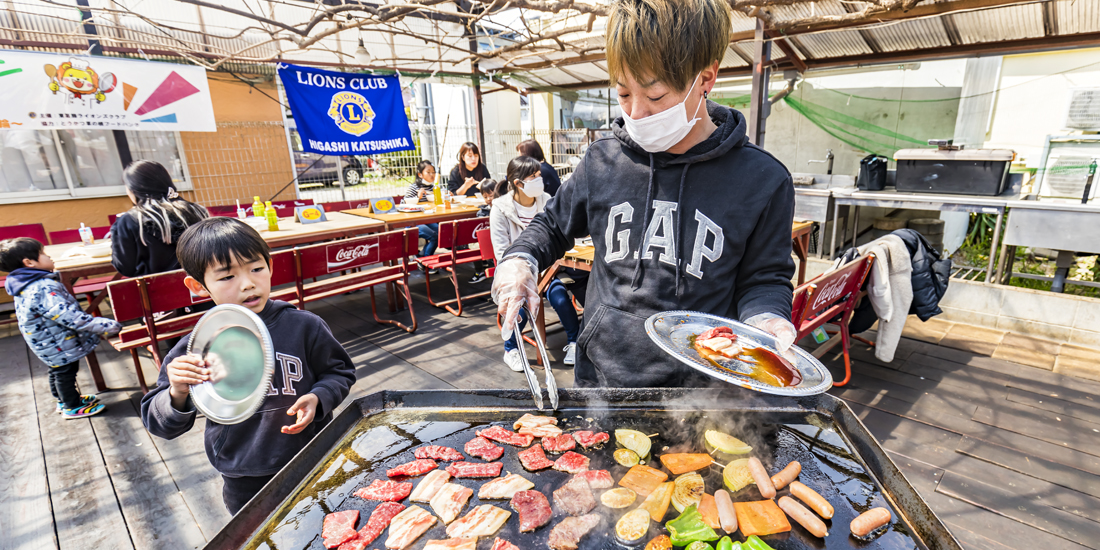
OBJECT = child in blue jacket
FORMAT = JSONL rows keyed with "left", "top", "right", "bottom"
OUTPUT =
{"left": 1, "top": 237, "right": 122, "bottom": 418}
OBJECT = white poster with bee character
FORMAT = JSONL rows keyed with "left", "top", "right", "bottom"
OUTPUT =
{"left": 0, "top": 49, "right": 215, "bottom": 132}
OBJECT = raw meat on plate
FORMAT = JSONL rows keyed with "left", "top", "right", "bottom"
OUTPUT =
{"left": 490, "top": 538, "right": 521, "bottom": 550}
{"left": 445, "top": 504, "right": 512, "bottom": 538}
{"left": 553, "top": 476, "right": 597, "bottom": 516}
{"left": 572, "top": 431, "right": 610, "bottom": 450}
{"left": 574, "top": 469, "right": 613, "bottom": 489}
{"left": 477, "top": 425, "right": 534, "bottom": 447}
{"left": 553, "top": 451, "right": 590, "bottom": 473}
{"left": 510, "top": 490, "right": 552, "bottom": 532}
{"left": 384, "top": 505, "right": 437, "bottom": 550}
{"left": 337, "top": 502, "right": 404, "bottom": 550}
{"left": 547, "top": 514, "right": 602, "bottom": 550}
{"left": 409, "top": 469, "right": 451, "bottom": 503}
{"left": 478, "top": 473, "right": 535, "bottom": 499}
{"left": 429, "top": 482, "right": 474, "bottom": 524}
{"left": 422, "top": 538, "right": 477, "bottom": 550}
{"left": 386, "top": 459, "right": 437, "bottom": 478}
{"left": 354, "top": 479, "right": 413, "bottom": 502}
{"left": 517, "top": 444, "right": 555, "bottom": 471}
{"left": 414, "top": 445, "right": 464, "bottom": 462}
{"left": 446, "top": 461, "right": 504, "bottom": 478}
{"left": 322, "top": 510, "right": 359, "bottom": 549}
{"left": 464, "top": 436, "right": 505, "bottom": 461}
{"left": 541, "top": 433, "right": 576, "bottom": 453}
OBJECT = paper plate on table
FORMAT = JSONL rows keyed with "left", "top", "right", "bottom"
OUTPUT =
{"left": 187, "top": 304, "right": 274, "bottom": 424}
{"left": 645, "top": 311, "right": 832, "bottom": 396}
{"left": 396, "top": 204, "right": 424, "bottom": 213}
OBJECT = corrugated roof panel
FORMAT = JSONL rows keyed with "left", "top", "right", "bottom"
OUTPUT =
{"left": 720, "top": 45, "right": 749, "bottom": 68}
{"left": 952, "top": 4, "right": 1045, "bottom": 44}
{"left": 1055, "top": 0, "right": 1100, "bottom": 35}
{"left": 729, "top": 10, "right": 757, "bottom": 34}
{"left": 793, "top": 29, "right": 874, "bottom": 59}
{"left": 767, "top": 0, "right": 849, "bottom": 22}
{"left": 864, "top": 18, "right": 951, "bottom": 51}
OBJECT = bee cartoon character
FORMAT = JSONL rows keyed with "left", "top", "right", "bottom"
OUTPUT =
{"left": 47, "top": 59, "right": 109, "bottom": 105}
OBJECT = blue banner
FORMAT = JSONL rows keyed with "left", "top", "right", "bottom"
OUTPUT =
{"left": 277, "top": 63, "right": 414, "bottom": 155}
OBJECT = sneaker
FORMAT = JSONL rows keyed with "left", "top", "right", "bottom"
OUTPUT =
{"left": 563, "top": 343, "right": 577, "bottom": 366}
{"left": 62, "top": 402, "right": 106, "bottom": 419}
{"left": 468, "top": 272, "right": 488, "bottom": 284}
{"left": 504, "top": 349, "right": 525, "bottom": 372}
{"left": 56, "top": 394, "right": 100, "bottom": 413}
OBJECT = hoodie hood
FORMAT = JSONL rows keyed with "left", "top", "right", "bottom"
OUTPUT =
{"left": 257, "top": 299, "right": 296, "bottom": 325}
{"left": 4, "top": 267, "right": 57, "bottom": 296}
{"left": 611, "top": 101, "right": 751, "bottom": 295}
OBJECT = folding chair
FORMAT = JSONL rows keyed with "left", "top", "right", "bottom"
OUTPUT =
{"left": 293, "top": 228, "right": 418, "bottom": 332}
{"left": 790, "top": 254, "right": 875, "bottom": 387}
{"left": 321, "top": 201, "right": 353, "bottom": 212}
{"left": 415, "top": 218, "right": 491, "bottom": 316}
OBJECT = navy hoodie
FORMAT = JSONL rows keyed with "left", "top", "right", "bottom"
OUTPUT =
{"left": 506, "top": 101, "right": 795, "bottom": 388}
{"left": 140, "top": 300, "right": 356, "bottom": 477}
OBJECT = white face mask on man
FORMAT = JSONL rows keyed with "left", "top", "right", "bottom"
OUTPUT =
{"left": 519, "top": 176, "right": 544, "bottom": 198}
{"left": 620, "top": 73, "right": 705, "bottom": 153}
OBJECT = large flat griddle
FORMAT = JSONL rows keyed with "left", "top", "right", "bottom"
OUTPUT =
{"left": 206, "top": 389, "right": 961, "bottom": 550}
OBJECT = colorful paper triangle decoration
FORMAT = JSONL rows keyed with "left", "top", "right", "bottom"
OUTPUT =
{"left": 134, "top": 71, "right": 199, "bottom": 115}
{"left": 123, "top": 82, "right": 138, "bottom": 111}
{"left": 140, "top": 113, "right": 178, "bottom": 124}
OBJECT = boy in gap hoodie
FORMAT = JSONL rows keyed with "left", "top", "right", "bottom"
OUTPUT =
{"left": 493, "top": 0, "right": 797, "bottom": 388}
{"left": 140, "top": 217, "right": 356, "bottom": 514}
{"left": 2, "top": 237, "right": 121, "bottom": 418}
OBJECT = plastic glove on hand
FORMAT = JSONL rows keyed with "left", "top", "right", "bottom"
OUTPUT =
{"left": 746, "top": 314, "right": 798, "bottom": 353}
{"left": 491, "top": 257, "right": 540, "bottom": 341}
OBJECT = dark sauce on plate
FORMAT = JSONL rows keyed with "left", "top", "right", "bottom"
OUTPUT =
{"left": 691, "top": 335, "right": 803, "bottom": 387}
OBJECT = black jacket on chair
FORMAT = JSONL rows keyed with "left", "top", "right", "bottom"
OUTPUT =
{"left": 895, "top": 228, "right": 951, "bottom": 321}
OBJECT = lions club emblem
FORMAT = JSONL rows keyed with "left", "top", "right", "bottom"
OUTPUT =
{"left": 328, "top": 92, "right": 375, "bottom": 136}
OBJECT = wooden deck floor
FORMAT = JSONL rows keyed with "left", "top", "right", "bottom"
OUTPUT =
{"left": 2, "top": 269, "right": 1098, "bottom": 550}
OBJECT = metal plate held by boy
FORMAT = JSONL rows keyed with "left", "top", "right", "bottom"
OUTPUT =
{"left": 645, "top": 311, "right": 832, "bottom": 396}
{"left": 187, "top": 304, "right": 275, "bottom": 424}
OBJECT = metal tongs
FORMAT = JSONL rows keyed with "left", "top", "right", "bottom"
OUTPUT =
{"left": 512, "top": 305, "right": 559, "bottom": 410}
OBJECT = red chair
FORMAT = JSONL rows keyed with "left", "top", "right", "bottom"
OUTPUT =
{"left": 0, "top": 223, "right": 48, "bottom": 244}
{"left": 108, "top": 214, "right": 119, "bottom": 225}
{"left": 293, "top": 228, "right": 418, "bottom": 332}
{"left": 790, "top": 255, "right": 875, "bottom": 387}
{"left": 107, "top": 250, "right": 300, "bottom": 392}
{"left": 322, "top": 201, "right": 352, "bottom": 212}
{"left": 415, "top": 218, "right": 491, "bottom": 316}
{"left": 205, "top": 205, "right": 239, "bottom": 217}
{"left": 48, "top": 226, "right": 112, "bottom": 245}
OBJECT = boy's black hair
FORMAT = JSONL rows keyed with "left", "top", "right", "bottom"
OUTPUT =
{"left": 176, "top": 217, "right": 271, "bottom": 286}
{"left": 0, "top": 237, "right": 45, "bottom": 272}
{"left": 478, "top": 178, "right": 497, "bottom": 197}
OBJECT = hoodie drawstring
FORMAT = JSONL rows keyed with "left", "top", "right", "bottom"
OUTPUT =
{"left": 630, "top": 154, "right": 657, "bottom": 290}
{"left": 674, "top": 163, "right": 691, "bottom": 300}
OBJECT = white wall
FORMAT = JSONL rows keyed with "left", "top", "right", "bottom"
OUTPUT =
{"left": 481, "top": 90, "right": 522, "bottom": 134}
{"left": 985, "top": 46, "right": 1100, "bottom": 168}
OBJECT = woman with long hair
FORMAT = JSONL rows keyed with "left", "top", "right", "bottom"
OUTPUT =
{"left": 448, "top": 142, "right": 491, "bottom": 197}
{"left": 489, "top": 155, "right": 585, "bottom": 372}
{"left": 515, "top": 139, "right": 562, "bottom": 197}
{"left": 110, "top": 160, "right": 209, "bottom": 277}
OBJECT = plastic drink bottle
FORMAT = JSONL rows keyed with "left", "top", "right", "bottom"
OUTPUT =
{"left": 265, "top": 201, "right": 279, "bottom": 231}
{"left": 252, "top": 196, "right": 264, "bottom": 218}
{"left": 78, "top": 223, "right": 94, "bottom": 245}
{"left": 433, "top": 181, "right": 443, "bottom": 206}
{"left": 236, "top": 199, "right": 247, "bottom": 220}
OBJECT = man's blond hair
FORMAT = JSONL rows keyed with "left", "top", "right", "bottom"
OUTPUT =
{"left": 607, "top": 0, "right": 731, "bottom": 92}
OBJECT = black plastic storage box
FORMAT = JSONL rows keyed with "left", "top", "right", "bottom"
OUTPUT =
{"left": 894, "top": 148, "right": 1014, "bottom": 196}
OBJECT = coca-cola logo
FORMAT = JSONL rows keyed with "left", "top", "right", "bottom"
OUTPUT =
{"left": 472, "top": 221, "right": 489, "bottom": 240}
{"left": 810, "top": 272, "right": 852, "bottom": 311}
{"left": 326, "top": 239, "right": 379, "bottom": 272}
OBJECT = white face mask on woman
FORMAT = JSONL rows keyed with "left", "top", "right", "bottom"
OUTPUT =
{"left": 520, "top": 176, "right": 544, "bottom": 198}
{"left": 620, "top": 74, "right": 705, "bottom": 153}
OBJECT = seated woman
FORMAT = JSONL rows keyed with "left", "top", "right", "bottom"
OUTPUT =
{"left": 490, "top": 156, "right": 582, "bottom": 371}
{"left": 448, "top": 142, "right": 491, "bottom": 198}
{"left": 405, "top": 160, "right": 439, "bottom": 262}
{"left": 516, "top": 139, "right": 562, "bottom": 197}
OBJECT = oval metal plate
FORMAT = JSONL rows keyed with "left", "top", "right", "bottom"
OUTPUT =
{"left": 188, "top": 304, "right": 275, "bottom": 424}
{"left": 645, "top": 310, "right": 832, "bottom": 396}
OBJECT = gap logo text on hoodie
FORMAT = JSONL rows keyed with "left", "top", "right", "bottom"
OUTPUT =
{"left": 604, "top": 200, "right": 724, "bottom": 279}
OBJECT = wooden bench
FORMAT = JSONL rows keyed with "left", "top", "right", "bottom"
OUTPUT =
{"left": 106, "top": 250, "right": 299, "bottom": 392}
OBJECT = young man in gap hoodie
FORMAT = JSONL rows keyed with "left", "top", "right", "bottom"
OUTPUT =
{"left": 140, "top": 217, "right": 356, "bottom": 514}
{"left": 493, "top": 0, "right": 797, "bottom": 388}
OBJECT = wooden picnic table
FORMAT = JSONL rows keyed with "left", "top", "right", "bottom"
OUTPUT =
{"left": 342, "top": 202, "right": 483, "bottom": 230}
{"left": 43, "top": 211, "right": 385, "bottom": 392}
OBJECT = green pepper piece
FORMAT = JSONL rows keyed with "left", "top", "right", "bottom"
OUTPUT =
{"left": 666, "top": 504, "right": 720, "bottom": 546}
{"left": 685, "top": 543, "right": 714, "bottom": 550}
{"left": 742, "top": 536, "right": 776, "bottom": 550}
{"left": 716, "top": 536, "right": 734, "bottom": 550}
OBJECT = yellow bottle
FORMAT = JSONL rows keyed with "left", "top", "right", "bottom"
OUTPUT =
{"left": 252, "top": 196, "right": 264, "bottom": 218}
{"left": 265, "top": 201, "right": 279, "bottom": 231}
{"left": 433, "top": 182, "right": 443, "bottom": 206}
